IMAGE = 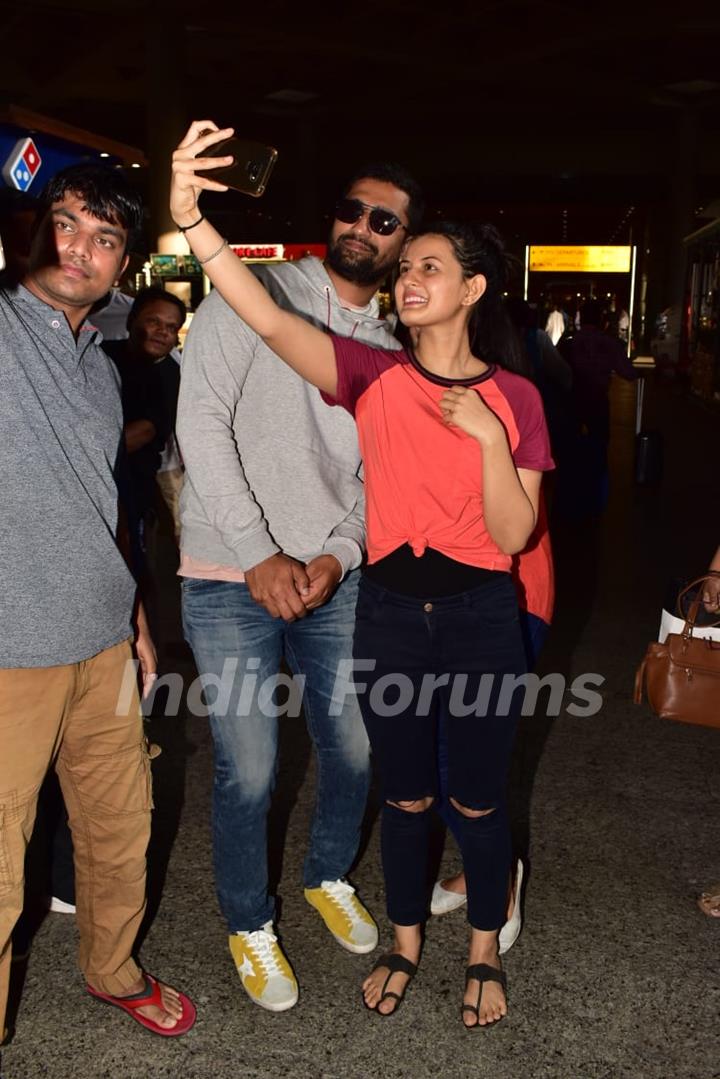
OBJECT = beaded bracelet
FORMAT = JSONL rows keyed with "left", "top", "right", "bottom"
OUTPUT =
{"left": 197, "top": 238, "right": 229, "bottom": 265}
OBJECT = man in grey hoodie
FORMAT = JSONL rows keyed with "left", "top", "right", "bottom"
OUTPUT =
{"left": 177, "top": 165, "right": 424, "bottom": 1012}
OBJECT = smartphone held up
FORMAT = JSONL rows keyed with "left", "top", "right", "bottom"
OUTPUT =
{"left": 201, "top": 133, "right": 278, "bottom": 197}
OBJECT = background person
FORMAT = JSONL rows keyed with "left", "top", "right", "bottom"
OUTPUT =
{"left": 545, "top": 299, "right": 567, "bottom": 346}
{"left": 562, "top": 298, "right": 638, "bottom": 451}
{"left": 103, "top": 286, "right": 186, "bottom": 571}
{"left": 557, "top": 298, "right": 639, "bottom": 517}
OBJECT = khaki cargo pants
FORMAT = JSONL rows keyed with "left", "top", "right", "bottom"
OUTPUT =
{"left": 0, "top": 639, "right": 152, "bottom": 1036}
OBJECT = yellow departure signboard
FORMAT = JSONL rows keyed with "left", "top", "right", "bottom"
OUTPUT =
{"left": 529, "top": 245, "right": 632, "bottom": 273}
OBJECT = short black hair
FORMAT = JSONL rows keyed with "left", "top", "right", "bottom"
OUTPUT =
{"left": 341, "top": 163, "right": 425, "bottom": 232}
{"left": 128, "top": 286, "right": 186, "bottom": 326}
{"left": 37, "top": 163, "right": 143, "bottom": 249}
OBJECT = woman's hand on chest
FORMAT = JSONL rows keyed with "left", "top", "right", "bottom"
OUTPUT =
{"left": 439, "top": 386, "right": 505, "bottom": 447}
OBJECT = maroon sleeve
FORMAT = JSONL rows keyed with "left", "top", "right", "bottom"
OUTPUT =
{"left": 496, "top": 370, "right": 555, "bottom": 471}
{"left": 320, "top": 335, "right": 401, "bottom": 417}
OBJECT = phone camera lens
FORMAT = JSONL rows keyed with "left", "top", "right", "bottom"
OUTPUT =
{"left": 248, "top": 162, "right": 260, "bottom": 182}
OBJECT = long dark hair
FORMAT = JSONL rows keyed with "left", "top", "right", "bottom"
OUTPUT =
{"left": 412, "top": 220, "right": 529, "bottom": 376}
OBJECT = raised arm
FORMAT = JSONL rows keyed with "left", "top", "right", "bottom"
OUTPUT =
{"left": 170, "top": 121, "right": 337, "bottom": 396}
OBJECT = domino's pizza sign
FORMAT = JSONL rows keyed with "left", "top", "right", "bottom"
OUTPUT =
{"left": 2, "top": 137, "right": 43, "bottom": 192}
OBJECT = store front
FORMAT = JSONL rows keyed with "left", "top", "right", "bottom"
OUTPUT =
{"left": 147, "top": 242, "right": 329, "bottom": 345}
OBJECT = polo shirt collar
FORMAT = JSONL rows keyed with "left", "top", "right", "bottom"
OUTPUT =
{"left": 17, "top": 280, "right": 100, "bottom": 333}
{"left": 14, "top": 281, "right": 103, "bottom": 365}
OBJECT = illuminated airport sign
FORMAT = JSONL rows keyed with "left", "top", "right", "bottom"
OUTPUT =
{"left": 529, "top": 245, "right": 632, "bottom": 273}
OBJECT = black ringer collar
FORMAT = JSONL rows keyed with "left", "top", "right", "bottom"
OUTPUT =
{"left": 406, "top": 347, "right": 497, "bottom": 387}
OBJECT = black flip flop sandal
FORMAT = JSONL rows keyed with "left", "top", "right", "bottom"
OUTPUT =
{"left": 365, "top": 953, "right": 418, "bottom": 1017}
{"left": 461, "top": 962, "right": 507, "bottom": 1030}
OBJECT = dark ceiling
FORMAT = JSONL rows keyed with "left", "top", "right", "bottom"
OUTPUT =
{"left": 2, "top": 0, "right": 720, "bottom": 246}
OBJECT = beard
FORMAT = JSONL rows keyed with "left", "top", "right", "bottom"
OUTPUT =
{"left": 326, "top": 233, "right": 396, "bottom": 287}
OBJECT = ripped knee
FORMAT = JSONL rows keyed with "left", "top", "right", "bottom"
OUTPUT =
{"left": 450, "top": 797, "right": 496, "bottom": 819}
{"left": 387, "top": 796, "right": 434, "bottom": 814}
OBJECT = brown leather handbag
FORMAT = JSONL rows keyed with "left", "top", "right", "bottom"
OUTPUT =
{"left": 634, "top": 574, "right": 720, "bottom": 729}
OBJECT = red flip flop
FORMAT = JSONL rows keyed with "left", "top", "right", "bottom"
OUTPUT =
{"left": 87, "top": 973, "right": 196, "bottom": 1037}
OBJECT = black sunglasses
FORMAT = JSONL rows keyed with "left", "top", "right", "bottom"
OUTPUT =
{"left": 334, "top": 197, "right": 407, "bottom": 237}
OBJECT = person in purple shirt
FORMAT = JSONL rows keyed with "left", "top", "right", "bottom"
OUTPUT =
{"left": 555, "top": 299, "right": 639, "bottom": 516}
{"left": 563, "top": 298, "right": 639, "bottom": 449}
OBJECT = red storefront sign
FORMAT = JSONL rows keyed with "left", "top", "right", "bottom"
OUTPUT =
{"left": 230, "top": 243, "right": 327, "bottom": 262}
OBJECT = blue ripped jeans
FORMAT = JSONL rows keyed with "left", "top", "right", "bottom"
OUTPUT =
{"left": 182, "top": 571, "right": 369, "bottom": 933}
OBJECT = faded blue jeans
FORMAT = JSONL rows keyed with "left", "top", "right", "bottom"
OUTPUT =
{"left": 182, "top": 571, "right": 369, "bottom": 933}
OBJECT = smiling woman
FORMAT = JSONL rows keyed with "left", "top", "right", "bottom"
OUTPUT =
{"left": 170, "top": 120, "right": 555, "bottom": 1029}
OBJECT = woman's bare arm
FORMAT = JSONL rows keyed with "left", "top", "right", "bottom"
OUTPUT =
{"left": 481, "top": 453, "right": 540, "bottom": 554}
{"left": 439, "top": 384, "right": 539, "bottom": 554}
{"left": 170, "top": 121, "right": 337, "bottom": 396}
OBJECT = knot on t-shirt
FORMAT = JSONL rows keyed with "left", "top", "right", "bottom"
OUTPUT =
{"left": 409, "top": 534, "right": 428, "bottom": 557}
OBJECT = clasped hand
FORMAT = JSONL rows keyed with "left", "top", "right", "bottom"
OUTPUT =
{"left": 245, "top": 553, "right": 342, "bottom": 621}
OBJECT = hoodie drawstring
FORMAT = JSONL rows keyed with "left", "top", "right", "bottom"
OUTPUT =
{"left": 326, "top": 286, "right": 360, "bottom": 338}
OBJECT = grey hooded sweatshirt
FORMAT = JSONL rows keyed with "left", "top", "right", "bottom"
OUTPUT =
{"left": 176, "top": 256, "right": 402, "bottom": 576}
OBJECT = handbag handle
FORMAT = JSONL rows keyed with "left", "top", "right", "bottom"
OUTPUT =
{"left": 676, "top": 573, "right": 720, "bottom": 637}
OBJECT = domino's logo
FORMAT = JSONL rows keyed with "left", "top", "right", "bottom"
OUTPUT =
{"left": 2, "top": 137, "right": 43, "bottom": 192}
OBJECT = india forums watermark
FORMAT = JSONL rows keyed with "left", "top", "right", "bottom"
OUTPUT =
{"left": 119, "top": 658, "right": 605, "bottom": 720}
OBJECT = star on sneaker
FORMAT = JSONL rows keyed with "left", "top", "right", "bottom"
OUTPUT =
{"left": 304, "top": 878, "right": 378, "bottom": 954}
{"left": 228, "top": 922, "right": 298, "bottom": 1012}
